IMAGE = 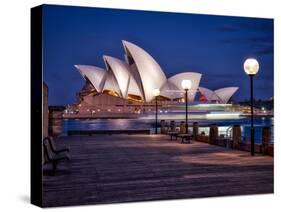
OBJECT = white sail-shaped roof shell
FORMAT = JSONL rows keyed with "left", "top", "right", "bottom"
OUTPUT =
{"left": 103, "top": 56, "right": 130, "bottom": 98}
{"left": 198, "top": 87, "right": 214, "bottom": 101}
{"left": 214, "top": 87, "right": 239, "bottom": 104}
{"left": 198, "top": 87, "right": 220, "bottom": 102}
{"left": 160, "top": 81, "right": 183, "bottom": 99}
{"left": 127, "top": 63, "right": 144, "bottom": 99}
{"left": 199, "top": 86, "right": 239, "bottom": 103}
{"left": 102, "top": 71, "right": 121, "bottom": 96}
{"left": 211, "top": 93, "right": 220, "bottom": 101}
{"left": 168, "top": 72, "right": 202, "bottom": 102}
{"left": 75, "top": 65, "right": 106, "bottom": 93}
{"left": 122, "top": 40, "right": 167, "bottom": 102}
{"left": 75, "top": 41, "right": 238, "bottom": 104}
{"left": 127, "top": 74, "right": 144, "bottom": 99}
{"left": 103, "top": 55, "right": 143, "bottom": 99}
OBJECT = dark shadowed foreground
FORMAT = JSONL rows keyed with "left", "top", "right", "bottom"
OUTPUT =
{"left": 43, "top": 135, "right": 273, "bottom": 207}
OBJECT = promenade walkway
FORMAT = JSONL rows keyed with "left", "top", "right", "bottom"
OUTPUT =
{"left": 43, "top": 134, "right": 273, "bottom": 207}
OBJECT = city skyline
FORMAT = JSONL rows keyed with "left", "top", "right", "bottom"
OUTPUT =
{"left": 43, "top": 5, "right": 273, "bottom": 105}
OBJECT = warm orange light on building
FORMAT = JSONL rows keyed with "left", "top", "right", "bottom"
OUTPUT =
{"left": 103, "top": 90, "right": 119, "bottom": 97}
{"left": 127, "top": 94, "right": 143, "bottom": 102}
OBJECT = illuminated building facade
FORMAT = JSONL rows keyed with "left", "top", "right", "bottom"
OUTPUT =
{"left": 65, "top": 40, "right": 239, "bottom": 118}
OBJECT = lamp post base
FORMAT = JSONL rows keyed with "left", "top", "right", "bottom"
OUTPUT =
{"left": 251, "top": 127, "right": 255, "bottom": 156}
{"left": 155, "top": 96, "right": 158, "bottom": 134}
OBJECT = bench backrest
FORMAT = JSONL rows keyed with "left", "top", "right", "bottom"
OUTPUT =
{"left": 170, "top": 120, "right": 175, "bottom": 131}
{"left": 43, "top": 139, "right": 56, "bottom": 162}
{"left": 44, "top": 136, "right": 57, "bottom": 152}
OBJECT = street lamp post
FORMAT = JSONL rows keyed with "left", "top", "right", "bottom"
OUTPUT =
{"left": 244, "top": 58, "right": 259, "bottom": 156}
{"left": 153, "top": 88, "right": 160, "bottom": 134}
{"left": 181, "top": 80, "right": 192, "bottom": 134}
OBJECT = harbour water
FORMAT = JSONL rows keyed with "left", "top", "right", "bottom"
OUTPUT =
{"left": 63, "top": 115, "right": 273, "bottom": 143}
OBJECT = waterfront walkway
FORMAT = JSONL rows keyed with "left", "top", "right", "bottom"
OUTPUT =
{"left": 43, "top": 134, "right": 273, "bottom": 207}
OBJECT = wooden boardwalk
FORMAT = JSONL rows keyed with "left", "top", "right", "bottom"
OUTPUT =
{"left": 43, "top": 135, "right": 273, "bottom": 207}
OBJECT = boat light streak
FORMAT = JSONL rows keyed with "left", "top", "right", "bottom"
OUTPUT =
{"left": 206, "top": 112, "right": 241, "bottom": 119}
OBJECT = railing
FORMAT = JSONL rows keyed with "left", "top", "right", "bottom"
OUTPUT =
{"left": 160, "top": 120, "right": 273, "bottom": 156}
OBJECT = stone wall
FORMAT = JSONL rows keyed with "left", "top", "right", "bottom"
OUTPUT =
{"left": 48, "top": 106, "right": 65, "bottom": 137}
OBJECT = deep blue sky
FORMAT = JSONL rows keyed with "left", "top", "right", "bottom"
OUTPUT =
{"left": 43, "top": 5, "right": 274, "bottom": 105}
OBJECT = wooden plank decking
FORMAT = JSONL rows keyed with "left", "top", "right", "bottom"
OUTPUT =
{"left": 43, "top": 134, "right": 273, "bottom": 207}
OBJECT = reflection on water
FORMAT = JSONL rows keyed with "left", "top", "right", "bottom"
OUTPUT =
{"left": 63, "top": 116, "right": 274, "bottom": 143}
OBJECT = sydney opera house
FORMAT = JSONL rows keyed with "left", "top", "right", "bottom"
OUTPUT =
{"left": 64, "top": 40, "right": 239, "bottom": 118}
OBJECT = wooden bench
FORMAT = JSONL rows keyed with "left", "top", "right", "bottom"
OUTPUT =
{"left": 44, "top": 137, "right": 70, "bottom": 154}
{"left": 43, "top": 139, "right": 70, "bottom": 172}
{"left": 167, "top": 131, "right": 179, "bottom": 140}
{"left": 177, "top": 133, "right": 192, "bottom": 144}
